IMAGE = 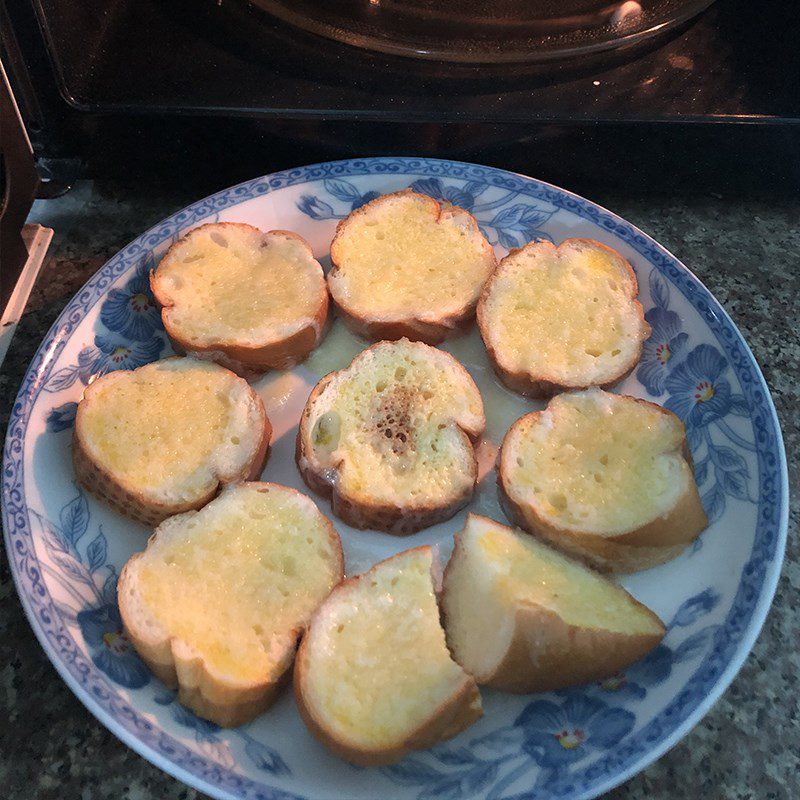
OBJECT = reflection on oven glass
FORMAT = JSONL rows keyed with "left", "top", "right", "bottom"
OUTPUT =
{"left": 251, "top": 0, "right": 714, "bottom": 63}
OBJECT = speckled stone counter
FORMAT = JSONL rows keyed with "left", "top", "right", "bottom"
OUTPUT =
{"left": 1, "top": 179, "right": 798, "bottom": 800}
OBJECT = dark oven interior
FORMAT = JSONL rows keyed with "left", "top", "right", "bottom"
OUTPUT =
{"left": 1, "top": 0, "right": 799, "bottom": 194}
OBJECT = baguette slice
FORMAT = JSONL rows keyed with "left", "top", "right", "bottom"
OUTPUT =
{"left": 499, "top": 389, "right": 708, "bottom": 573}
{"left": 296, "top": 338, "right": 485, "bottom": 534}
{"left": 328, "top": 190, "right": 496, "bottom": 344}
{"left": 294, "top": 546, "right": 482, "bottom": 766}
{"left": 119, "top": 482, "right": 344, "bottom": 727}
{"left": 442, "top": 514, "right": 665, "bottom": 693}
{"left": 477, "top": 238, "right": 650, "bottom": 397}
{"left": 73, "top": 357, "right": 270, "bottom": 526}
{"left": 152, "top": 223, "right": 328, "bottom": 374}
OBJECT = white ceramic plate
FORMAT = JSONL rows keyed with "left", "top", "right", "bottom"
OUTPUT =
{"left": 3, "top": 158, "right": 788, "bottom": 800}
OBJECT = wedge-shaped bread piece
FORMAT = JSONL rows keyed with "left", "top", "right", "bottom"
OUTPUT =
{"left": 152, "top": 223, "right": 328, "bottom": 373}
{"left": 478, "top": 238, "right": 650, "bottom": 397}
{"left": 328, "top": 190, "right": 496, "bottom": 344}
{"left": 297, "top": 338, "right": 485, "bottom": 534}
{"left": 294, "top": 546, "right": 482, "bottom": 765}
{"left": 442, "top": 514, "right": 665, "bottom": 693}
{"left": 74, "top": 357, "right": 270, "bottom": 526}
{"left": 499, "top": 389, "right": 708, "bottom": 572}
{"left": 119, "top": 482, "right": 344, "bottom": 727}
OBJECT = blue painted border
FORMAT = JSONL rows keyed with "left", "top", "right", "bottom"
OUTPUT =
{"left": 2, "top": 158, "right": 788, "bottom": 800}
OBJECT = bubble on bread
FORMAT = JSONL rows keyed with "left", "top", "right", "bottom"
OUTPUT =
{"left": 504, "top": 389, "right": 689, "bottom": 535}
{"left": 134, "top": 484, "right": 341, "bottom": 683}
{"left": 329, "top": 192, "right": 494, "bottom": 320}
{"left": 302, "top": 548, "right": 475, "bottom": 748}
{"left": 156, "top": 226, "right": 324, "bottom": 345}
{"left": 78, "top": 359, "right": 261, "bottom": 502}
{"left": 481, "top": 239, "right": 648, "bottom": 385}
{"left": 305, "top": 339, "right": 484, "bottom": 506}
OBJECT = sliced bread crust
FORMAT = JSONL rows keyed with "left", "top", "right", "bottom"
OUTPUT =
{"left": 73, "top": 357, "right": 271, "bottom": 526}
{"left": 442, "top": 514, "right": 666, "bottom": 693}
{"left": 152, "top": 223, "right": 329, "bottom": 375}
{"left": 296, "top": 339, "right": 485, "bottom": 534}
{"left": 498, "top": 390, "right": 708, "bottom": 572}
{"left": 477, "top": 238, "right": 650, "bottom": 398}
{"left": 118, "top": 482, "right": 344, "bottom": 727}
{"left": 293, "top": 546, "right": 482, "bottom": 766}
{"left": 328, "top": 190, "right": 496, "bottom": 345}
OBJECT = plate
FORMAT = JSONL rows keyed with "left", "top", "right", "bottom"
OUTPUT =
{"left": 3, "top": 158, "right": 788, "bottom": 800}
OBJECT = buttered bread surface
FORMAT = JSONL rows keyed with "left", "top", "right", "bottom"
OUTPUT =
{"left": 74, "top": 193, "right": 701, "bottom": 754}
{"left": 294, "top": 547, "right": 482, "bottom": 765}
{"left": 297, "top": 338, "right": 485, "bottom": 533}
{"left": 500, "top": 389, "right": 708, "bottom": 571}
{"left": 152, "top": 224, "right": 328, "bottom": 371}
{"left": 505, "top": 390, "right": 688, "bottom": 534}
{"left": 155, "top": 225, "right": 322, "bottom": 342}
{"left": 119, "top": 483, "right": 343, "bottom": 726}
{"left": 81, "top": 366, "right": 241, "bottom": 493}
{"left": 479, "top": 238, "right": 650, "bottom": 396}
{"left": 131, "top": 485, "right": 342, "bottom": 682}
{"left": 73, "top": 357, "right": 269, "bottom": 524}
{"left": 442, "top": 514, "right": 665, "bottom": 693}
{"left": 328, "top": 191, "right": 495, "bottom": 342}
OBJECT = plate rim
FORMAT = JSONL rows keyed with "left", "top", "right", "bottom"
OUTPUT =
{"left": 2, "top": 156, "right": 789, "bottom": 800}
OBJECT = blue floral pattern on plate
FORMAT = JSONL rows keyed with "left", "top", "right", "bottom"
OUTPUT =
{"left": 43, "top": 254, "right": 166, "bottom": 411}
{"left": 297, "top": 176, "right": 558, "bottom": 249}
{"left": 382, "top": 590, "right": 721, "bottom": 799}
{"left": 30, "top": 492, "right": 150, "bottom": 689}
{"left": 35, "top": 488, "right": 294, "bottom": 777}
{"left": 635, "top": 271, "right": 757, "bottom": 526}
{"left": 3, "top": 158, "right": 787, "bottom": 800}
{"left": 154, "top": 690, "right": 291, "bottom": 775}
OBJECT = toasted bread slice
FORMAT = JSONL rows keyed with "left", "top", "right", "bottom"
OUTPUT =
{"left": 152, "top": 223, "right": 328, "bottom": 374}
{"left": 119, "top": 482, "right": 343, "bottom": 727}
{"left": 442, "top": 514, "right": 665, "bottom": 693}
{"left": 296, "top": 338, "right": 485, "bottom": 534}
{"left": 499, "top": 389, "right": 708, "bottom": 572}
{"left": 73, "top": 357, "right": 270, "bottom": 526}
{"left": 294, "top": 546, "right": 482, "bottom": 766}
{"left": 328, "top": 190, "right": 496, "bottom": 344}
{"left": 477, "top": 238, "right": 650, "bottom": 397}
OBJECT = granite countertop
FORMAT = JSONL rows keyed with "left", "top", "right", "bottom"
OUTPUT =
{"left": 1, "top": 179, "right": 797, "bottom": 800}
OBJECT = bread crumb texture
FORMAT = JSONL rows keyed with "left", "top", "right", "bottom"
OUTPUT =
{"left": 304, "top": 548, "right": 466, "bottom": 748}
{"left": 156, "top": 226, "right": 323, "bottom": 344}
{"left": 330, "top": 193, "right": 493, "bottom": 319}
{"left": 482, "top": 240, "right": 646, "bottom": 384}
{"left": 505, "top": 389, "right": 687, "bottom": 534}
{"left": 307, "top": 340, "right": 483, "bottom": 505}
{"left": 136, "top": 484, "right": 340, "bottom": 683}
